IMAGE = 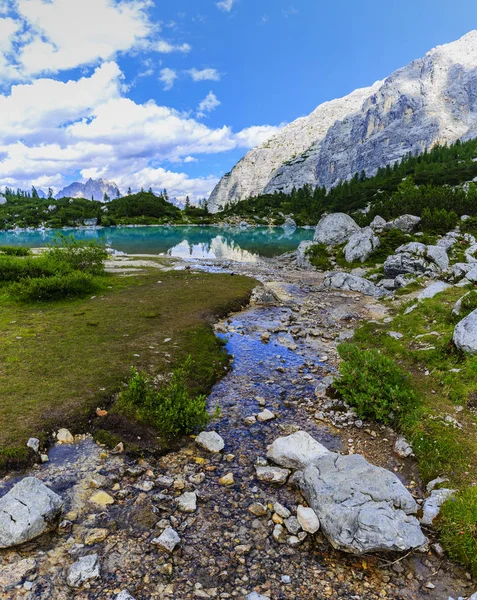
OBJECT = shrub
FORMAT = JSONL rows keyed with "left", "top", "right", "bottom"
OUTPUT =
{"left": 306, "top": 243, "right": 332, "bottom": 270}
{"left": 117, "top": 356, "right": 211, "bottom": 438}
{"left": 0, "top": 255, "right": 55, "bottom": 282}
{"left": 10, "top": 271, "right": 97, "bottom": 302}
{"left": 0, "top": 246, "right": 31, "bottom": 256}
{"left": 439, "top": 487, "right": 477, "bottom": 576}
{"left": 334, "top": 343, "right": 420, "bottom": 425}
{"left": 45, "top": 234, "right": 107, "bottom": 275}
{"left": 459, "top": 290, "right": 477, "bottom": 316}
{"left": 421, "top": 207, "right": 458, "bottom": 234}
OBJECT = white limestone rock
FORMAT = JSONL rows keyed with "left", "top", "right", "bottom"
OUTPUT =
{"left": 421, "top": 489, "right": 455, "bottom": 526}
{"left": 344, "top": 227, "right": 380, "bottom": 263}
{"left": 116, "top": 592, "right": 136, "bottom": 600}
{"left": 453, "top": 308, "right": 477, "bottom": 353}
{"left": 297, "top": 505, "right": 320, "bottom": 534}
{"left": 67, "top": 554, "right": 100, "bottom": 588}
{"left": 152, "top": 527, "right": 181, "bottom": 553}
{"left": 0, "top": 478, "right": 63, "bottom": 548}
{"left": 370, "top": 215, "right": 387, "bottom": 230}
{"left": 297, "top": 453, "right": 427, "bottom": 554}
{"left": 177, "top": 492, "right": 197, "bottom": 513}
{"left": 195, "top": 431, "right": 225, "bottom": 453}
{"left": 387, "top": 215, "right": 421, "bottom": 233}
{"left": 323, "top": 272, "right": 389, "bottom": 298}
{"left": 313, "top": 213, "right": 360, "bottom": 246}
{"left": 417, "top": 281, "right": 451, "bottom": 301}
{"left": 255, "top": 466, "right": 290, "bottom": 485}
{"left": 56, "top": 178, "right": 119, "bottom": 201}
{"left": 266, "top": 431, "right": 330, "bottom": 469}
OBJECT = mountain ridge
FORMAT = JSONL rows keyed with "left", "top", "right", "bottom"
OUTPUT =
{"left": 208, "top": 30, "right": 477, "bottom": 213}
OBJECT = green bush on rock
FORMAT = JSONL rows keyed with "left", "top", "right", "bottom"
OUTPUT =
{"left": 305, "top": 243, "right": 332, "bottom": 270}
{"left": 335, "top": 343, "right": 420, "bottom": 426}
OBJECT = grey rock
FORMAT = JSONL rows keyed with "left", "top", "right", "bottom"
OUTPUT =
{"left": 417, "top": 281, "right": 451, "bottom": 301}
{"left": 426, "top": 245, "right": 449, "bottom": 271}
{"left": 394, "top": 436, "right": 413, "bottom": 458}
{"left": 296, "top": 241, "right": 315, "bottom": 269}
{"left": 378, "top": 279, "right": 397, "bottom": 290}
{"left": 273, "top": 502, "right": 291, "bottom": 519}
{"left": 395, "top": 274, "right": 416, "bottom": 288}
{"left": 255, "top": 466, "right": 290, "bottom": 485}
{"left": 67, "top": 554, "right": 100, "bottom": 588}
{"left": 152, "top": 527, "right": 180, "bottom": 553}
{"left": 314, "top": 213, "right": 360, "bottom": 246}
{"left": 0, "top": 477, "right": 63, "bottom": 548}
{"left": 27, "top": 438, "right": 40, "bottom": 453}
{"left": 344, "top": 227, "right": 380, "bottom": 263}
{"left": 426, "top": 476, "right": 449, "bottom": 493}
{"left": 384, "top": 254, "right": 428, "bottom": 278}
{"left": 466, "top": 266, "right": 477, "bottom": 282}
{"left": 387, "top": 331, "right": 403, "bottom": 340}
{"left": 452, "top": 292, "right": 472, "bottom": 316}
{"left": 298, "top": 453, "right": 427, "bottom": 554}
{"left": 246, "top": 593, "right": 270, "bottom": 600}
{"left": 370, "top": 215, "right": 387, "bottom": 230}
{"left": 0, "top": 557, "right": 36, "bottom": 590}
{"left": 284, "top": 516, "right": 301, "bottom": 535}
{"left": 116, "top": 592, "right": 136, "bottom": 600}
{"left": 297, "top": 505, "right": 320, "bottom": 533}
{"left": 283, "top": 217, "right": 297, "bottom": 231}
{"left": 421, "top": 489, "right": 455, "bottom": 526}
{"left": 388, "top": 215, "right": 421, "bottom": 233}
{"left": 195, "top": 431, "right": 225, "bottom": 453}
{"left": 451, "top": 262, "right": 472, "bottom": 280}
{"left": 266, "top": 431, "right": 330, "bottom": 469}
{"left": 453, "top": 309, "right": 477, "bottom": 353}
{"left": 323, "top": 272, "right": 389, "bottom": 298}
{"left": 177, "top": 492, "right": 197, "bottom": 513}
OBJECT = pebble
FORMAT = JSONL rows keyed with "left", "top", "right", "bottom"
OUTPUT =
{"left": 177, "top": 491, "right": 197, "bottom": 513}
{"left": 273, "top": 502, "right": 291, "bottom": 519}
{"left": 89, "top": 491, "right": 115, "bottom": 506}
{"left": 248, "top": 502, "right": 267, "bottom": 517}
{"left": 84, "top": 528, "right": 109, "bottom": 545}
{"left": 297, "top": 505, "right": 320, "bottom": 534}
{"left": 152, "top": 527, "right": 181, "bottom": 553}
{"left": 219, "top": 472, "right": 235, "bottom": 486}
{"left": 255, "top": 466, "right": 290, "bottom": 484}
{"left": 195, "top": 431, "right": 225, "bottom": 453}
{"left": 57, "top": 428, "right": 74, "bottom": 444}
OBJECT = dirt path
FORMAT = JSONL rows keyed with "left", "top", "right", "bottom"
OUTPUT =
{"left": 0, "top": 257, "right": 474, "bottom": 599}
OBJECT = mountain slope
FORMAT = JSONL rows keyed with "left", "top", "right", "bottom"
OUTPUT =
{"left": 56, "top": 178, "right": 120, "bottom": 201}
{"left": 208, "top": 31, "right": 477, "bottom": 213}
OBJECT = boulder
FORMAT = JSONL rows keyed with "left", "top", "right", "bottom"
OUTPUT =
{"left": 0, "top": 478, "right": 63, "bottom": 548}
{"left": 465, "top": 243, "right": 477, "bottom": 263}
{"left": 421, "top": 489, "right": 455, "bottom": 526}
{"left": 417, "top": 281, "right": 451, "bottom": 301}
{"left": 195, "top": 431, "right": 225, "bottom": 453}
{"left": 387, "top": 214, "right": 421, "bottom": 232}
{"left": 453, "top": 309, "right": 477, "bottom": 353}
{"left": 67, "top": 554, "right": 100, "bottom": 588}
{"left": 266, "top": 431, "right": 330, "bottom": 469}
{"left": 370, "top": 215, "right": 387, "bottom": 230}
{"left": 344, "top": 227, "right": 380, "bottom": 263}
{"left": 452, "top": 292, "right": 472, "bottom": 316}
{"left": 296, "top": 240, "right": 315, "bottom": 269}
{"left": 384, "top": 243, "right": 448, "bottom": 278}
{"left": 323, "top": 273, "right": 389, "bottom": 298}
{"left": 426, "top": 245, "right": 449, "bottom": 271}
{"left": 283, "top": 217, "right": 297, "bottom": 232}
{"left": 313, "top": 213, "right": 360, "bottom": 246}
{"left": 298, "top": 453, "right": 427, "bottom": 554}
{"left": 466, "top": 266, "right": 477, "bottom": 282}
{"left": 452, "top": 263, "right": 473, "bottom": 280}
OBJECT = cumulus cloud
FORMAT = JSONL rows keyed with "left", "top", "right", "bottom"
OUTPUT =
{"left": 216, "top": 0, "right": 236, "bottom": 13}
{"left": 197, "top": 91, "right": 221, "bottom": 118}
{"left": 188, "top": 68, "right": 221, "bottom": 82}
{"left": 155, "top": 40, "right": 191, "bottom": 54}
{"left": 159, "top": 67, "right": 177, "bottom": 90}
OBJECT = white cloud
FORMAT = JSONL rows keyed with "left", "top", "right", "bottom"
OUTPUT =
{"left": 188, "top": 68, "right": 221, "bottom": 82}
{"left": 234, "top": 124, "right": 285, "bottom": 148}
{"left": 159, "top": 67, "right": 177, "bottom": 91}
{"left": 155, "top": 40, "right": 191, "bottom": 54}
{"left": 216, "top": 0, "right": 236, "bottom": 13}
{"left": 197, "top": 91, "right": 220, "bottom": 117}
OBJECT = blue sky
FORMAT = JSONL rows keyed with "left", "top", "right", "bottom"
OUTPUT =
{"left": 0, "top": 0, "right": 476, "bottom": 199}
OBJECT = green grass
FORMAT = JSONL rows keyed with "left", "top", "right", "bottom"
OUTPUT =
{"left": 305, "top": 243, "right": 332, "bottom": 270}
{"left": 0, "top": 267, "right": 255, "bottom": 472}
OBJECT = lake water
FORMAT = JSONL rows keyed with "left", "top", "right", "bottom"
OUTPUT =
{"left": 0, "top": 225, "right": 314, "bottom": 261}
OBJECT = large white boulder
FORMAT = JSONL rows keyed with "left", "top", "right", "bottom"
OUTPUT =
{"left": 323, "top": 272, "right": 389, "bottom": 298}
{"left": 384, "top": 243, "right": 448, "bottom": 278}
{"left": 0, "top": 478, "right": 63, "bottom": 548}
{"left": 417, "top": 281, "right": 451, "bottom": 301}
{"left": 453, "top": 309, "right": 477, "bottom": 353}
{"left": 344, "top": 227, "right": 380, "bottom": 263}
{"left": 297, "top": 453, "right": 427, "bottom": 554}
{"left": 387, "top": 214, "right": 421, "bottom": 232}
{"left": 296, "top": 241, "right": 315, "bottom": 269}
{"left": 266, "top": 431, "right": 330, "bottom": 469}
{"left": 370, "top": 215, "right": 387, "bottom": 230}
{"left": 313, "top": 213, "right": 360, "bottom": 246}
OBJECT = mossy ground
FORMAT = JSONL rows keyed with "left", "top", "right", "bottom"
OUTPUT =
{"left": 0, "top": 267, "right": 255, "bottom": 473}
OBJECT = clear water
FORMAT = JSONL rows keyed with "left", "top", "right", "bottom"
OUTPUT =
{"left": 0, "top": 225, "right": 314, "bottom": 260}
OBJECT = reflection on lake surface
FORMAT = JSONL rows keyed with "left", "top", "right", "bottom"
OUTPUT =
{"left": 0, "top": 225, "right": 314, "bottom": 261}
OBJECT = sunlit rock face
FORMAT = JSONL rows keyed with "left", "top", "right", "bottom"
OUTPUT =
{"left": 56, "top": 178, "right": 120, "bottom": 201}
{"left": 208, "top": 31, "right": 477, "bottom": 213}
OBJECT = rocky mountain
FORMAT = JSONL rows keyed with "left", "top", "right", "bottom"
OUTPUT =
{"left": 56, "top": 178, "right": 120, "bottom": 201}
{"left": 208, "top": 31, "right": 477, "bottom": 213}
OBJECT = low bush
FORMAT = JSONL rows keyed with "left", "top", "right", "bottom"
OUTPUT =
{"left": 421, "top": 207, "right": 458, "bottom": 234}
{"left": 116, "top": 356, "right": 211, "bottom": 438}
{"left": 0, "top": 255, "right": 55, "bottom": 282}
{"left": 334, "top": 343, "right": 420, "bottom": 426}
{"left": 439, "top": 487, "right": 477, "bottom": 576}
{"left": 306, "top": 243, "right": 332, "bottom": 270}
{"left": 0, "top": 246, "right": 31, "bottom": 256}
{"left": 10, "top": 271, "right": 97, "bottom": 302}
{"left": 45, "top": 234, "right": 107, "bottom": 275}
{"left": 459, "top": 290, "right": 477, "bottom": 316}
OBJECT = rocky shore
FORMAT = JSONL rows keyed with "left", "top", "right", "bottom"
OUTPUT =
{"left": 0, "top": 254, "right": 475, "bottom": 599}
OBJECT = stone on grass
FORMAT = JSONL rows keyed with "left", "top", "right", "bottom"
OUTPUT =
{"left": 417, "top": 281, "right": 451, "bottom": 301}
{"left": 27, "top": 438, "right": 40, "bottom": 453}
{"left": 314, "top": 213, "right": 360, "bottom": 246}
{"left": 266, "top": 431, "right": 330, "bottom": 469}
{"left": 255, "top": 466, "right": 290, "bottom": 485}
{"left": 297, "top": 506, "right": 320, "bottom": 534}
{"left": 67, "top": 554, "right": 100, "bottom": 588}
{"left": 387, "top": 214, "right": 421, "bottom": 232}
{"left": 421, "top": 489, "right": 455, "bottom": 526}
{"left": 453, "top": 309, "right": 477, "bottom": 354}
{"left": 370, "top": 215, "right": 387, "bottom": 230}
{"left": 152, "top": 527, "right": 180, "bottom": 553}
{"left": 0, "top": 477, "right": 63, "bottom": 548}
{"left": 394, "top": 436, "right": 413, "bottom": 458}
{"left": 323, "top": 272, "right": 388, "bottom": 298}
{"left": 298, "top": 453, "right": 427, "bottom": 554}
{"left": 195, "top": 431, "right": 224, "bottom": 453}
{"left": 56, "top": 428, "right": 74, "bottom": 444}
{"left": 177, "top": 492, "right": 197, "bottom": 513}
{"left": 344, "top": 227, "right": 380, "bottom": 263}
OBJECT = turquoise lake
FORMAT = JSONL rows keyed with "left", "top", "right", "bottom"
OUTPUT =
{"left": 0, "top": 226, "right": 314, "bottom": 261}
